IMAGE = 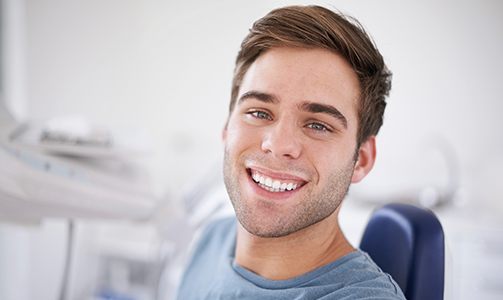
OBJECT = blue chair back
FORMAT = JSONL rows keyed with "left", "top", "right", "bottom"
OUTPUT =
{"left": 359, "top": 203, "right": 445, "bottom": 300}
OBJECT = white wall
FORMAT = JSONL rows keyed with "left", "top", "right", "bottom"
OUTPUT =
{"left": 0, "top": 220, "right": 67, "bottom": 300}
{"left": 1, "top": 0, "right": 28, "bottom": 120}
{"left": 22, "top": 0, "right": 503, "bottom": 212}
{"left": 3, "top": 1, "right": 503, "bottom": 299}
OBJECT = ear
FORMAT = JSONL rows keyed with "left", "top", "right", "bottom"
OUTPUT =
{"left": 351, "top": 136, "right": 377, "bottom": 183}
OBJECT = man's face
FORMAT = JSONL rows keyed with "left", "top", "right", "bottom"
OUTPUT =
{"left": 223, "top": 47, "right": 363, "bottom": 238}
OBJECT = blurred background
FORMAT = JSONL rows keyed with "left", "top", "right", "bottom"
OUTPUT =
{"left": 1, "top": 0, "right": 502, "bottom": 299}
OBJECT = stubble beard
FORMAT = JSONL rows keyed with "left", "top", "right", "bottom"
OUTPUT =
{"left": 223, "top": 149, "right": 355, "bottom": 238}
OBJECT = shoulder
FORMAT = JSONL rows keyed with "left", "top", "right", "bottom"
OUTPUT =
{"left": 177, "top": 217, "right": 237, "bottom": 299}
{"left": 203, "top": 216, "right": 236, "bottom": 236}
{"left": 321, "top": 250, "right": 406, "bottom": 299}
{"left": 185, "top": 216, "right": 237, "bottom": 265}
{"left": 197, "top": 216, "right": 236, "bottom": 248}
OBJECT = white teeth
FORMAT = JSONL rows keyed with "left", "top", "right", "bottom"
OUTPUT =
{"left": 252, "top": 173, "right": 259, "bottom": 182}
{"left": 250, "top": 170, "right": 303, "bottom": 193}
{"left": 272, "top": 180, "right": 281, "bottom": 189}
{"left": 265, "top": 177, "right": 272, "bottom": 187}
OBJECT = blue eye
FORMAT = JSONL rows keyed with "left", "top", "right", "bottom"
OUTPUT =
{"left": 249, "top": 110, "right": 272, "bottom": 120}
{"left": 307, "top": 122, "right": 330, "bottom": 132}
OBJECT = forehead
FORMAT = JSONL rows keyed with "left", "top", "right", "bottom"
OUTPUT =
{"left": 238, "top": 47, "right": 360, "bottom": 121}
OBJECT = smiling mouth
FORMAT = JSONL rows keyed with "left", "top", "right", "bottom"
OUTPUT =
{"left": 247, "top": 168, "right": 307, "bottom": 193}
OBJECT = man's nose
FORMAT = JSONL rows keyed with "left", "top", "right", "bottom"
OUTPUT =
{"left": 261, "top": 119, "right": 302, "bottom": 159}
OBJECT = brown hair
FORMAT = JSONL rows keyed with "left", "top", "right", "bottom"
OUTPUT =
{"left": 229, "top": 5, "right": 392, "bottom": 146}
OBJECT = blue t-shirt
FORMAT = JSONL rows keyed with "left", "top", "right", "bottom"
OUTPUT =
{"left": 177, "top": 217, "right": 406, "bottom": 300}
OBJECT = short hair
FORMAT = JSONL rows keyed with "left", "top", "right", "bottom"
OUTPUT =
{"left": 229, "top": 5, "right": 392, "bottom": 146}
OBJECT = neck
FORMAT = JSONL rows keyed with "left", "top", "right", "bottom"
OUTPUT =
{"left": 234, "top": 209, "right": 354, "bottom": 280}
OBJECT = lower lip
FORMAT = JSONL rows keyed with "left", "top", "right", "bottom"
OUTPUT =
{"left": 246, "top": 171, "right": 303, "bottom": 201}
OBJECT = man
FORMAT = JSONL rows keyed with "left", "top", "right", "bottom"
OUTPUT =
{"left": 177, "top": 5, "right": 405, "bottom": 299}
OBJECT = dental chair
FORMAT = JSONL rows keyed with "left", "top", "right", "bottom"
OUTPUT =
{"left": 360, "top": 203, "right": 445, "bottom": 300}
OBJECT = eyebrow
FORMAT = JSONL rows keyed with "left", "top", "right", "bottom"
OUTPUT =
{"left": 238, "top": 91, "right": 279, "bottom": 104}
{"left": 238, "top": 90, "right": 348, "bottom": 129}
{"left": 300, "top": 102, "right": 348, "bottom": 129}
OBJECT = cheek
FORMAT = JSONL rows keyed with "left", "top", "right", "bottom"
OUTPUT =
{"left": 225, "top": 119, "right": 260, "bottom": 153}
{"left": 307, "top": 143, "right": 356, "bottom": 176}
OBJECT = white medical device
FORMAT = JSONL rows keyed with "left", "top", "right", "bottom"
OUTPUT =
{"left": 0, "top": 106, "right": 157, "bottom": 222}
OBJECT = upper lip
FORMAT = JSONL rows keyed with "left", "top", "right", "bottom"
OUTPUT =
{"left": 245, "top": 164, "right": 309, "bottom": 183}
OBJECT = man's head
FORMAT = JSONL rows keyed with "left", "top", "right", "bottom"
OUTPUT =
{"left": 229, "top": 5, "right": 391, "bottom": 147}
{"left": 223, "top": 5, "right": 391, "bottom": 238}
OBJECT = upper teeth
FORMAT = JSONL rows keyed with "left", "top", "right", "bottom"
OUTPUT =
{"left": 251, "top": 171, "right": 299, "bottom": 192}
